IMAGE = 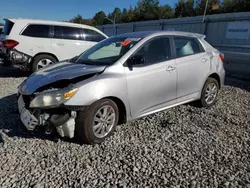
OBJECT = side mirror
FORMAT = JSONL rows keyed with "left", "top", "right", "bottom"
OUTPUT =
{"left": 128, "top": 55, "right": 145, "bottom": 66}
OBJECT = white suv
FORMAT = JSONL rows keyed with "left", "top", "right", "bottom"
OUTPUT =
{"left": 0, "top": 25, "right": 3, "bottom": 55}
{"left": 0, "top": 18, "right": 108, "bottom": 72}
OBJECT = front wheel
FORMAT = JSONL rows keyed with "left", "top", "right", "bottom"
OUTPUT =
{"left": 75, "top": 99, "right": 119, "bottom": 145}
{"left": 199, "top": 77, "right": 220, "bottom": 108}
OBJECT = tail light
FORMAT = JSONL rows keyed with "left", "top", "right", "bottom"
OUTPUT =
{"left": 3, "top": 39, "right": 19, "bottom": 49}
{"left": 219, "top": 53, "right": 224, "bottom": 63}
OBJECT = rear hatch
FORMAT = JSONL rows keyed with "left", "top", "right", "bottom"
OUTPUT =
{"left": 0, "top": 19, "right": 18, "bottom": 54}
{"left": 0, "top": 19, "right": 15, "bottom": 40}
{"left": 0, "top": 25, "right": 3, "bottom": 51}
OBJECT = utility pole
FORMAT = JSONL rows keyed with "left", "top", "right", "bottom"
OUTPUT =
{"left": 202, "top": 0, "right": 209, "bottom": 23}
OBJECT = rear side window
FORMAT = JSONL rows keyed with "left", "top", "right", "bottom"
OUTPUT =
{"left": 53, "top": 26, "right": 63, "bottom": 38}
{"left": 3, "top": 20, "right": 14, "bottom": 35}
{"left": 82, "top": 29, "right": 106, "bottom": 42}
{"left": 60, "top": 26, "right": 82, "bottom": 40}
{"left": 174, "top": 37, "right": 204, "bottom": 58}
{"left": 22, "top": 24, "right": 50, "bottom": 38}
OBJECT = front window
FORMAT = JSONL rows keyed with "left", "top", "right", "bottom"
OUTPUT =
{"left": 75, "top": 36, "right": 142, "bottom": 66}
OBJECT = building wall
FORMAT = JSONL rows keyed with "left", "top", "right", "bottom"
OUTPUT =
{"left": 97, "top": 12, "right": 250, "bottom": 80}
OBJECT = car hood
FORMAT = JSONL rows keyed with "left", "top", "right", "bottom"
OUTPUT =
{"left": 19, "top": 61, "right": 107, "bottom": 95}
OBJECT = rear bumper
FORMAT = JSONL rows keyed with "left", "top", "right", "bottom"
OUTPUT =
{"left": 1, "top": 48, "right": 32, "bottom": 65}
{"left": 220, "top": 68, "right": 226, "bottom": 87}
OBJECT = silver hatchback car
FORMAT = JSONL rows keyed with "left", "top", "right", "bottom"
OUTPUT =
{"left": 17, "top": 31, "right": 225, "bottom": 144}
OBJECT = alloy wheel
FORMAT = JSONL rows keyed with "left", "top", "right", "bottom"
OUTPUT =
{"left": 205, "top": 83, "right": 218, "bottom": 104}
{"left": 93, "top": 105, "right": 116, "bottom": 138}
{"left": 37, "top": 59, "right": 54, "bottom": 70}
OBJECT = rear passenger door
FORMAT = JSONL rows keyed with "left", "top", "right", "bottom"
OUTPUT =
{"left": 173, "top": 36, "right": 210, "bottom": 102}
{"left": 51, "top": 26, "right": 87, "bottom": 61}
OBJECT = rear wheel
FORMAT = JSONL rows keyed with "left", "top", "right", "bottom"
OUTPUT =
{"left": 75, "top": 98, "right": 119, "bottom": 145}
{"left": 198, "top": 77, "right": 219, "bottom": 108}
{"left": 31, "top": 54, "right": 57, "bottom": 73}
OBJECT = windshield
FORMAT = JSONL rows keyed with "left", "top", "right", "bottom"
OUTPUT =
{"left": 75, "top": 36, "right": 142, "bottom": 66}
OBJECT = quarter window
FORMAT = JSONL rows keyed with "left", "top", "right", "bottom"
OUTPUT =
{"left": 133, "top": 37, "right": 171, "bottom": 65}
{"left": 174, "top": 37, "right": 204, "bottom": 58}
{"left": 82, "top": 29, "right": 106, "bottom": 42}
{"left": 22, "top": 24, "right": 50, "bottom": 38}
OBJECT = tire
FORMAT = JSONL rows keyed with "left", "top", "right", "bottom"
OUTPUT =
{"left": 31, "top": 54, "right": 57, "bottom": 73}
{"left": 198, "top": 77, "right": 220, "bottom": 108}
{"left": 75, "top": 98, "right": 119, "bottom": 145}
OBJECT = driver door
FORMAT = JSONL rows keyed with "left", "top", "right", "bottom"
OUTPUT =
{"left": 124, "top": 36, "right": 177, "bottom": 118}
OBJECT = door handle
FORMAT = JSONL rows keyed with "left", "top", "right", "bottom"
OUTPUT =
{"left": 166, "top": 66, "right": 176, "bottom": 72}
{"left": 56, "top": 43, "right": 64, "bottom": 46}
{"left": 201, "top": 58, "right": 208, "bottom": 63}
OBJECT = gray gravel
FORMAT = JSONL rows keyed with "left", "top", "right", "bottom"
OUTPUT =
{"left": 0, "top": 66, "right": 249, "bottom": 187}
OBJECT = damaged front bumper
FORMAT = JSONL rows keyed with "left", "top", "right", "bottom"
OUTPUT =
{"left": 17, "top": 95, "right": 77, "bottom": 138}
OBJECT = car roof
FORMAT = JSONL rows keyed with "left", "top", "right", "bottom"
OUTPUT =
{"left": 115, "top": 30, "right": 205, "bottom": 39}
{"left": 3, "top": 18, "right": 108, "bottom": 36}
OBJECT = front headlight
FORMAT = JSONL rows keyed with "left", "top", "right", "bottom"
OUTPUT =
{"left": 30, "top": 88, "right": 78, "bottom": 108}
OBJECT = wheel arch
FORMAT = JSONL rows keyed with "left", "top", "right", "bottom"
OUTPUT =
{"left": 31, "top": 52, "right": 59, "bottom": 64}
{"left": 29, "top": 52, "right": 59, "bottom": 72}
{"left": 102, "top": 96, "right": 127, "bottom": 125}
{"left": 208, "top": 73, "right": 221, "bottom": 89}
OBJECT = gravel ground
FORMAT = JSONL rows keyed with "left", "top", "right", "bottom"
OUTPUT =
{"left": 0, "top": 65, "right": 249, "bottom": 188}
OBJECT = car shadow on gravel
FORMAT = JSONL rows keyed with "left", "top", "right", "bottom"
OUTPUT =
{"left": 225, "top": 76, "right": 250, "bottom": 92}
{"left": 0, "top": 94, "right": 78, "bottom": 144}
{"left": 0, "top": 65, "right": 30, "bottom": 78}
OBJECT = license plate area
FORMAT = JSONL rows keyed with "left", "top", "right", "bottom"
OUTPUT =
{"left": 18, "top": 96, "right": 38, "bottom": 130}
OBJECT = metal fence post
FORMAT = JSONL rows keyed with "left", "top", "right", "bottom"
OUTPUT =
{"left": 203, "top": 18, "right": 209, "bottom": 36}
{"left": 132, "top": 24, "right": 135, "bottom": 32}
{"left": 161, "top": 22, "right": 165, "bottom": 30}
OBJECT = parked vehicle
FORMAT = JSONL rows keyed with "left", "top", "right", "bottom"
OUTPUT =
{"left": 0, "top": 25, "right": 3, "bottom": 56}
{"left": 0, "top": 18, "right": 108, "bottom": 72}
{"left": 17, "top": 31, "right": 225, "bottom": 144}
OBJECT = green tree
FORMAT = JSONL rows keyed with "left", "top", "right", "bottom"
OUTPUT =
{"left": 121, "top": 8, "right": 128, "bottom": 23}
{"left": 68, "top": 0, "right": 250, "bottom": 26}
{"left": 134, "top": 0, "right": 160, "bottom": 21}
{"left": 158, "top": 5, "right": 174, "bottom": 19}
{"left": 175, "top": 0, "right": 196, "bottom": 18}
{"left": 232, "top": 0, "right": 250, "bottom": 12}
{"left": 70, "top": 14, "right": 85, "bottom": 24}
{"left": 222, "top": 0, "right": 234, "bottom": 13}
{"left": 195, "top": 0, "right": 221, "bottom": 16}
{"left": 127, "top": 5, "right": 135, "bottom": 22}
{"left": 109, "top": 7, "right": 122, "bottom": 24}
{"left": 92, "top": 11, "right": 108, "bottom": 26}
{"left": 69, "top": 14, "right": 93, "bottom": 25}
